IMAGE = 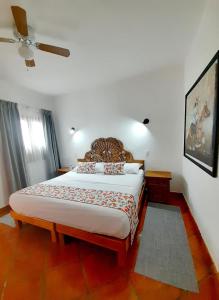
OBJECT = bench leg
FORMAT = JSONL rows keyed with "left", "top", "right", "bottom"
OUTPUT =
{"left": 51, "top": 230, "right": 57, "bottom": 243}
{"left": 15, "top": 219, "right": 22, "bottom": 231}
{"left": 117, "top": 248, "right": 127, "bottom": 267}
{"left": 58, "top": 233, "right": 65, "bottom": 246}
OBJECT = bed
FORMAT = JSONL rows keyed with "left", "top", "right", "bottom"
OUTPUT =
{"left": 9, "top": 137, "right": 145, "bottom": 266}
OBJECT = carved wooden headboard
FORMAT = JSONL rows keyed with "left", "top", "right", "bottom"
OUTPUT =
{"left": 78, "top": 137, "right": 144, "bottom": 167}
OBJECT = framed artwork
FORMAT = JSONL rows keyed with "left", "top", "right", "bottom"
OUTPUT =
{"left": 184, "top": 51, "right": 219, "bottom": 177}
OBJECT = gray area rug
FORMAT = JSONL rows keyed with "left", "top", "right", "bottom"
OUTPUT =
{"left": 135, "top": 202, "right": 198, "bottom": 292}
{"left": 0, "top": 214, "right": 15, "bottom": 227}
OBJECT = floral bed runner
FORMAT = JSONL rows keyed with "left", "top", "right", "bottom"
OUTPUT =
{"left": 19, "top": 184, "right": 138, "bottom": 243}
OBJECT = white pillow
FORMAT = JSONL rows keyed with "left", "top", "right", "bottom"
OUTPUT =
{"left": 124, "top": 163, "right": 142, "bottom": 174}
{"left": 95, "top": 162, "right": 104, "bottom": 173}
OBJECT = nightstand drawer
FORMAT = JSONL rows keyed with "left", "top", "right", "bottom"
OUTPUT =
{"left": 148, "top": 184, "right": 170, "bottom": 203}
{"left": 147, "top": 178, "right": 170, "bottom": 185}
{"left": 148, "top": 182, "right": 169, "bottom": 191}
{"left": 145, "top": 170, "right": 172, "bottom": 204}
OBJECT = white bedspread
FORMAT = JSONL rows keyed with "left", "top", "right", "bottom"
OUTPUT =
{"left": 9, "top": 170, "right": 144, "bottom": 239}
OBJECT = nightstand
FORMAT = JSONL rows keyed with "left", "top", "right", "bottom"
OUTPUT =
{"left": 145, "top": 170, "right": 172, "bottom": 203}
{"left": 57, "top": 167, "right": 71, "bottom": 175}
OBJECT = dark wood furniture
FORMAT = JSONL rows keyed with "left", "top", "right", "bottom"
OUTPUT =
{"left": 145, "top": 170, "right": 172, "bottom": 203}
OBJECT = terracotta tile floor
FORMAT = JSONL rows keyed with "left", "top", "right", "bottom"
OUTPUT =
{"left": 0, "top": 194, "right": 218, "bottom": 300}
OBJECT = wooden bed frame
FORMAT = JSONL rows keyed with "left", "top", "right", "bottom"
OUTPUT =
{"left": 10, "top": 137, "right": 145, "bottom": 266}
{"left": 10, "top": 209, "right": 57, "bottom": 242}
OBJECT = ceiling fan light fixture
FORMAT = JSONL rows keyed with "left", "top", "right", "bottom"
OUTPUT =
{"left": 18, "top": 44, "right": 34, "bottom": 59}
{"left": 0, "top": 6, "right": 71, "bottom": 68}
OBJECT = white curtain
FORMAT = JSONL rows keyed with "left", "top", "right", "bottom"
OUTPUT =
{"left": 18, "top": 105, "right": 46, "bottom": 163}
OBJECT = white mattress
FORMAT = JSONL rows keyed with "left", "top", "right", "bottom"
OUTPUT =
{"left": 9, "top": 170, "right": 144, "bottom": 239}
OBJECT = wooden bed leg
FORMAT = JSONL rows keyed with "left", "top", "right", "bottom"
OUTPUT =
{"left": 51, "top": 230, "right": 57, "bottom": 243}
{"left": 117, "top": 248, "right": 127, "bottom": 267}
{"left": 58, "top": 233, "right": 65, "bottom": 246}
{"left": 15, "top": 220, "right": 22, "bottom": 230}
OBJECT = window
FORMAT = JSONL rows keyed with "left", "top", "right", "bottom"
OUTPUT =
{"left": 19, "top": 106, "right": 46, "bottom": 162}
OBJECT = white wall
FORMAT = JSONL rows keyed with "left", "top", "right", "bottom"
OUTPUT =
{"left": 0, "top": 79, "right": 54, "bottom": 110}
{"left": 183, "top": 0, "right": 219, "bottom": 270}
{"left": 0, "top": 79, "right": 54, "bottom": 208}
{"left": 54, "top": 64, "right": 184, "bottom": 192}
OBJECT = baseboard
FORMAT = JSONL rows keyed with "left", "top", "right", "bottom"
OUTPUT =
{"left": 182, "top": 193, "right": 219, "bottom": 273}
{"left": 0, "top": 205, "right": 10, "bottom": 217}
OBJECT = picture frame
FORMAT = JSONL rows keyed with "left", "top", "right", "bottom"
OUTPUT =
{"left": 184, "top": 51, "right": 219, "bottom": 177}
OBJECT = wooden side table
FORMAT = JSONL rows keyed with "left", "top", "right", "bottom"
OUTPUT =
{"left": 57, "top": 167, "right": 71, "bottom": 175}
{"left": 145, "top": 170, "right": 172, "bottom": 203}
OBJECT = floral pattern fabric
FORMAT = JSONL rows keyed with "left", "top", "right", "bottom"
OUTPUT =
{"left": 104, "top": 162, "right": 125, "bottom": 175}
{"left": 76, "top": 162, "right": 96, "bottom": 174}
{"left": 19, "top": 184, "right": 138, "bottom": 243}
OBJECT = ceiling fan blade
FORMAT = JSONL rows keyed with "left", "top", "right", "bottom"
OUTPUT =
{"left": 36, "top": 43, "right": 70, "bottom": 57}
{"left": 0, "top": 37, "right": 16, "bottom": 43}
{"left": 25, "top": 59, "right": 35, "bottom": 67}
{"left": 11, "top": 6, "right": 28, "bottom": 37}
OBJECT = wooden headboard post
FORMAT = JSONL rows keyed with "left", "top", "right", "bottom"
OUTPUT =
{"left": 77, "top": 137, "right": 144, "bottom": 169}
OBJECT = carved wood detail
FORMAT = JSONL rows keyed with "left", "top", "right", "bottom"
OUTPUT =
{"left": 83, "top": 137, "right": 134, "bottom": 162}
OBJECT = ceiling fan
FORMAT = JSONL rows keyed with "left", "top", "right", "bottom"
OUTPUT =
{"left": 0, "top": 6, "right": 70, "bottom": 67}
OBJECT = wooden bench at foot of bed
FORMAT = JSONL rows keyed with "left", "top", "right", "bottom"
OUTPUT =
{"left": 10, "top": 209, "right": 130, "bottom": 266}
{"left": 10, "top": 210, "right": 57, "bottom": 243}
{"left": 56, "top": 223, "right": 130, "bottom": 267}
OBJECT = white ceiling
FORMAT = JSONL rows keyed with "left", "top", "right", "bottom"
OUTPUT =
{"left": 0, "top": 0, "right": 206, "bottom": 95}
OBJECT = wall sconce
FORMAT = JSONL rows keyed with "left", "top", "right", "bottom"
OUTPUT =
{"left": 70, "top": 127, "right": 76, "bottom": 134}
{"left": 143, "top": 118, "right": 150, "bottom": 125}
